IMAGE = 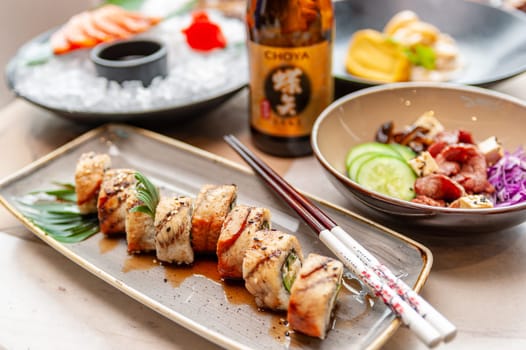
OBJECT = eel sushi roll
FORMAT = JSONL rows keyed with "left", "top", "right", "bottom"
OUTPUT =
{"left": 154, "top": 195, "right": 194, "bottom": 265}
{"left": 97, "top": 168, "right": 136, "bottom": 235}
{"left": 125, "top": 188, "right": 156, "bottom": 253}
{"left": 242, "top": 230, "right": 303, "bottom": 311}
{"left": 217, "top": 205, "right": 271, "bottom": 279}
{"left": 74, "top": 152, "right": 111, "bottom": 214}
{"left": 191, "top": 184, "right": 237, "bottom": 254}
{"left": 288, "top": 253, "right": 344, "bottom": 339}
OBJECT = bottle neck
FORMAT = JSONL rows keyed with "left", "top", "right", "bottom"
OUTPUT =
{"left": 247, "top": 0, "right": 333, "bottom": 47}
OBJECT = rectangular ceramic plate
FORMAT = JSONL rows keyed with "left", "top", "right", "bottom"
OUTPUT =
{"left": 0, "top": 124, "right": 432, "bottom": 350}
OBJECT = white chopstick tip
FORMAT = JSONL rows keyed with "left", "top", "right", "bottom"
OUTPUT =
{"left": 428, "top": 338, "right": 441, "bottom": 349}
{"left": 320, "top": 229, "right": 442, "bottom": 348}
{"left": 408, "top": 322, "right": 444, "bottom": 348}
{"left": 436, "top": 317, "right": 457, "bottom": 343}
{"left": 425, "top": 308, "right": 457, "bottom": 342}
{"left": 331, "top": 225, "right": 457, "bottom": 344}
{"left": 443, "top": 327, "right": 457, "bottom": 342}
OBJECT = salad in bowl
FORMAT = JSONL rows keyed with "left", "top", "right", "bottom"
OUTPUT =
{"left": 311, "top": 82, "right": 526, "bottom": 233}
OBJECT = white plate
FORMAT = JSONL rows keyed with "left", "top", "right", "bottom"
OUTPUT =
{"left": 0, "top": 124, "right": 432, "bottom": 349}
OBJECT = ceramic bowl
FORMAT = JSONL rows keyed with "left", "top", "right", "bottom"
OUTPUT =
{"left": 332, "top": 0, "right": 526, "bottom": 89}
{"left": 311, "top": 83, "right": 526, "bottom": 233}
{"left": 90, "top": 38, "right": 167, "bottom": 86}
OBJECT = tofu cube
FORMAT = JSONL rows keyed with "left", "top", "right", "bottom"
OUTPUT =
{"left": 450, "top": 195, "right": 494, "bottom": 209}
{"left": 408, "top": 151, "right": 439, "bottom": 177}
{"left": 478, "top": 136, "right": 503, "bottom": 166}
{"left": 413, "top": 111, "right": 445, "bottom": 139}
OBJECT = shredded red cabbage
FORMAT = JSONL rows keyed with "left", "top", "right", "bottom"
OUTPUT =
{"left": 487, "top": 146, "right": 526, "bottom": 207}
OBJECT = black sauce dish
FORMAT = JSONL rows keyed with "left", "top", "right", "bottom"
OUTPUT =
{"left": 90, "top": 38, "right": 168, "bottom": 86}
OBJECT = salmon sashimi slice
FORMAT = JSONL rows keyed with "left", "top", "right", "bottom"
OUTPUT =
{"left": 63, "top": 13, "right": 100, "bottom": 49}
{"left": 118, "top": 17, "right": 152, "bottom": 32}
{"left": 91, "top": 6, "right": 134, "bottom": 39}
{"left": 80, "top": 12, "right": 115, "bottom": 42}
{"left": 50, "top": 29, "right": 71, "bottom": 55}
{"left": 93, "top": 5, "right": 159, "bottom": 36}
{"left": 50, "top": 4, "right": 161, "bottom": 55}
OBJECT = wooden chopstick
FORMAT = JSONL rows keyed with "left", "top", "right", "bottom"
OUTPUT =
{"left": 224, "top": 134, "right": 456, "bottom": 347}
{"left": 224, "top": 135, "right": 456, "bottom": 341}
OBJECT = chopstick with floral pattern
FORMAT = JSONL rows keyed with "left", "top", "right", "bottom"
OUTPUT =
{"left": 224, "top": 134, "right": 456, "bottom": 347}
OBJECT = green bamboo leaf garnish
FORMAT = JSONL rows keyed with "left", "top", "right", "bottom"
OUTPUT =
{"left": 15, "top": 183, "right": 99, "bottom": 243}
{"left": 40, "top": 190, "right": 77, "bottom": 200}
{"left": 51, "top": 182, "right": 75, "bottom": 190}
{"left": 130, "top": 171, "right": 159, "bottom": 219}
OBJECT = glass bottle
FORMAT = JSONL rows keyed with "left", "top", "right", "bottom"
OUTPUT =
{"left": 246, "top": 0, "right": 334, "bottom": 157}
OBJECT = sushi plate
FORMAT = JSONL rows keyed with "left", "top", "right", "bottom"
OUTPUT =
{"left": 0, "top": 124, "right": 432, "bottom": 350}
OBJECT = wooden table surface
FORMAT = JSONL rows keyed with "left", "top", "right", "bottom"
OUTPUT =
{"left": 1, "top": 73, "right": 525, "bottom": 350}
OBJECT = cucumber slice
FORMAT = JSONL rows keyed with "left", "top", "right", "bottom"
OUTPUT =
{"left": 348, "top": 152, "right": 380, "bottom": 180}
{"left": 345, "top": 142, "right": 401, "bottom": 168}
{"left": 389, "top": 143, "right": 416, "bottom": 161}
{"left": 282, "top": 251, "right": 300, "bottom": 293}
{"left": 356, "top": 155, "right": 417, "bottom": 201}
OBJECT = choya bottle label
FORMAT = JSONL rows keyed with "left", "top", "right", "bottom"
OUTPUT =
{"left": 248, "top": 41, "right": 333, "bottom": 138}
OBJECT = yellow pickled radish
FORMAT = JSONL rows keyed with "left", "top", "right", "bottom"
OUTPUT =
{"left": 345, "top": 29, "right": 410, "bottom": 82}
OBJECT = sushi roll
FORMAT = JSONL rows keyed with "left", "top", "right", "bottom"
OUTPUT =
{"left": 287, "top": 253, "right": 344, "bottom": 339}
{"left": 125, "top": 188, "right": 156, "bottom": 253}
{"left": 154, "top": 195, "right": 194, "bottom": 265}
{"left": 191, "top": 184, "right": 237, "bottom": 254}
{"left": 217, "top": 205, "right": 271, "bottom": 279}
{"left": 242, "top": 230, "right": 303, "bottom": 311}
{"left": 97, "top": 168, "right": 136, "bottom": 235}
{"left": 74, "top": 152, "right": 111, "bottom": 214}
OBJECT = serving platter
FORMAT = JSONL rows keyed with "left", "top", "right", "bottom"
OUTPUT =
{"left": 333, "top": 0, "right": 526, "bottom": 88}
{"left": 0, "top": 124, "right": 432, "bottom": 349}
{"left": 5, "top": 9, "right": 247, "bottom": 124}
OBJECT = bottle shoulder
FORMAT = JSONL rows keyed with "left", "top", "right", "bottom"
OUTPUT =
{"left": 246, "top": 0, "right": 333, "bottom": 46}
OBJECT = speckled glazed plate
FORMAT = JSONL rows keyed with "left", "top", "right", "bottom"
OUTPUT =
{"left": 0, "top": 124, "right": 432, "bottom": 350}
{"left": 333, "top": 0, "right": 526, "bottom": 89}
